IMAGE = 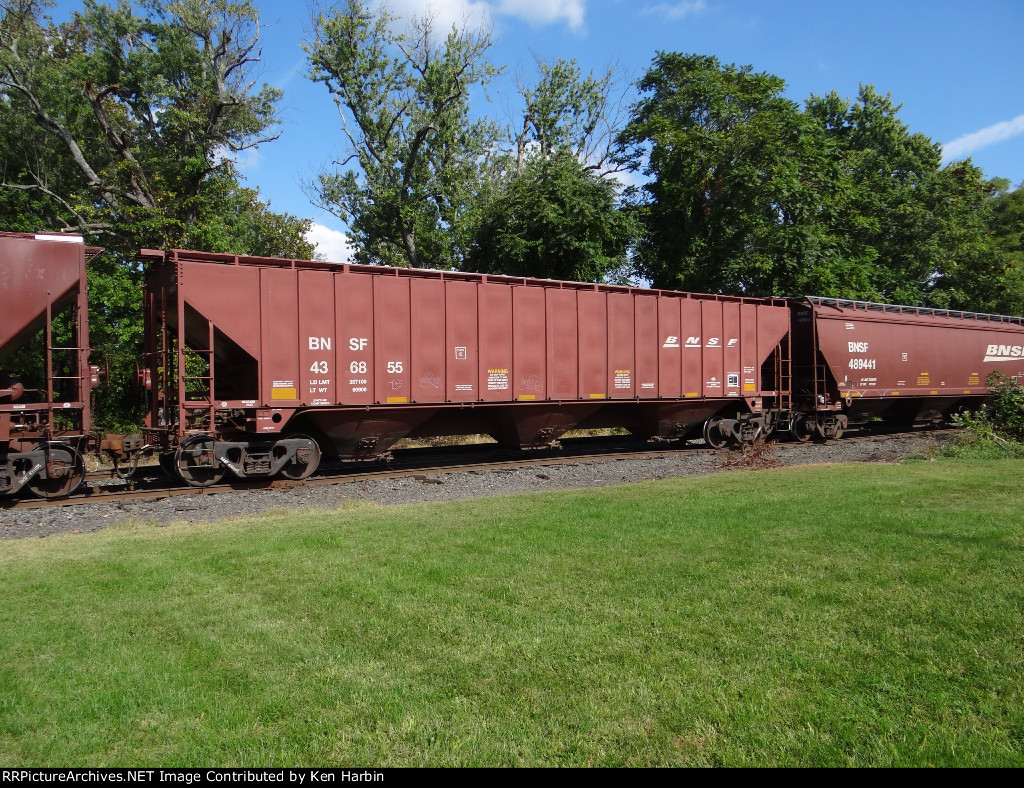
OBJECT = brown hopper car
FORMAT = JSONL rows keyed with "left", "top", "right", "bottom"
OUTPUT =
{"left": 136, "top": 248, "right": 791, "bottom": 485}
{"left": 0, "top": 233, "right": 99, "bottom": 498}
{"left": 789, "top": 297, "right": 1024, "bottom": 440}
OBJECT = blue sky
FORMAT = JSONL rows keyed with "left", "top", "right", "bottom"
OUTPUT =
{"left": 57, "top": 1, "right": 1024, "bottom": 260}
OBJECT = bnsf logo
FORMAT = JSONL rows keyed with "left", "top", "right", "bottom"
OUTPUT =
{"left": 984, "top": 344, "right": 1024, "bottom": 362}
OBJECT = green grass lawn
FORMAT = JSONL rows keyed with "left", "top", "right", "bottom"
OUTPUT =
{"left": 1, "top": 459, "right": 1022, "bottom": 766}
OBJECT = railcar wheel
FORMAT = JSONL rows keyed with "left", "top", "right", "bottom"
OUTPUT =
{"left": 703, "top": 418, "right": 730, "bottom": 449}
{"left": 791, "top": 413, "right": 813, "bottom": 443}
{"left": 25, "top": 443, "right": 86, "bottom": 500}
{"left": 279, "top": 435, "right": 321, "bottom": 480}
{"left": 175, "top": 436, "right": 225, "bottom": 487}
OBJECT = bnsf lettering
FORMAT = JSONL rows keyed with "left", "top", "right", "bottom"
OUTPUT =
{"left": 309, "top": 336, "right": 332, "bottom": 350}
{"left": 983, "top": 341, "right": 1024, "bottom": 358}
{"left": 349, "top": 337, "right": 369, "bottom": 351}
{"left": 848, "top": 341, "right": 869, "bottom": 353}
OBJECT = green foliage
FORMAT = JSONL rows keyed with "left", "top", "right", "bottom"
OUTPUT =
{"left": 945, "top": 181, "right": 1024, "bottom": 316}
{"left": 619, "top": 53, "right": 824, "bottom": 295}
{"left": 944, "top": 374, "right": 1024, "bottom": 459}
{"left": 510, "top": 57, "right": 621, "bottom": 172}
{"left": 464, "top": 151, "right": 637, "bottom": 282}
{"left": 0, "top": 0, "right": 287, "bottom": 250}
{"left": 306, "top": 0, "right": 500, "bottom": 268}
{"left": 461, "top": 57, "right": 637, "bottom": 282}
{"left": 805, "top": 88, "right": 1003, "bottom": 307}
{"left": 620, "top": 54, "right": 1013, "bottom": 308}
{"left": 988, "top": 373, "right": 1024, "bottom": 440}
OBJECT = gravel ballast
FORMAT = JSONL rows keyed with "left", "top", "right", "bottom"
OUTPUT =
{"left": 1, "top": 432, "right": 953, "bottom": 541}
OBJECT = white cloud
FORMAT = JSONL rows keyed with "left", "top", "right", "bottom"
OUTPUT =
{"left": 306, "top": 223, "right": 354, "bottom": 263}
{"left": 495, "top": 0, "right": 586, "bottom": 30}
{"left": 640, "top": 0, "right": 707, "bottom": 21}
{"left": 942, "top": 114, "right": 1024, "bottom": 162}
{"left": 374, "top": 0, "right": 493, "bottom": 32}
{"left": 373, "top": 0, "right": 586, "bottom": 32}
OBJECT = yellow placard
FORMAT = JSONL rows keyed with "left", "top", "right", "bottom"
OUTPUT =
{"left": 271, "top": 388, "right": 296, "bottom": 400}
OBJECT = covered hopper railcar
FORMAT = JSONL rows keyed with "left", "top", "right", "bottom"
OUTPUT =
{"left": 0, "top": 232, "right": 100, "bottom": 498}
{"left": 137, "top": 248, "right": 793, "bottom": 485}
{"left": 788, "top": 297, "right": 1024, "bottom": 440}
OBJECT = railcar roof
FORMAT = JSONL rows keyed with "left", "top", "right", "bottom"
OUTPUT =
{"left": 138, "top": 247, "right": 785, "bottom": 305}
{"left": 803, "top": 296, "right": 1024, "bottom": 326}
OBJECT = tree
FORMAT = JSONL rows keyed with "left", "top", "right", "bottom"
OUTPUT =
{"left": 618, "top": 55, "right": 1013, "bottom": 307}
{"left": 804, "top": 87, "right": 947, "bottom": 304}
{"left": 462, "top": 57, "right": 637, "bottom": 282}
{"left": 0, "top": 0, "right": 287, "bottom": 251}
{"left": 983, "top": 182, "right": 1024, "bottom": 314}
{"left": 307, "top": 0, "right": 500, "bottom": 268}
{"left": 464, "top": 151, "right": 637, "bottom": 282}
{"left": 618, "top": 52, "right": 822, "bottom": 295}
{"left": 929, "top": 177, "right": 1024, "bottom": 315}
{"left": 0, "top": 0, "right": 311, "bottom": 427}
{"left": 510, "top": 56, "right": 625, "bottom": 177}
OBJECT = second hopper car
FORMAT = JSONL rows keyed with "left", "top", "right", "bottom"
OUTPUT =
{"left": 788, "top": 296, "right": 1024, "bottom": 440}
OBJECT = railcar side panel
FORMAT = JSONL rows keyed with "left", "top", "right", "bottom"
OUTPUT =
{"left": 740, "top": 303, "right": 758, "bottom": 394}
{"left": 813, "top": 307, "right": 1024, "bottom": 401}
{"left": 260, "top": 267, "right": 300, "bottom": 407}
{"left": 445, "top": 280, "right": 478, "bottom": 402}
{"left": 634, "top": 295, "right": 659, "bottom": 398}
{"left": 478, "top": 283, "right": 513, "bottom": 402}
{"left": 182, "top": 261, "right": 261, "bottom": 359}
{"left": 658, "top": 297, "right": 682, "bottom": 398}
{"left": 336, "top": 273, "right": 374, "bottom": 405}
{"left": 299, "top": 270, "right": 337, "bottom": 406}
{"left": 513, "top": 286, "right": 546, "bottom": 401}
{"left": 723, "top": 301, "right": 742, "bottom": 398}
{"left": 546, "top": 289, "right": 578, "bottom": 400}
{"left": 757, "top": 305, "right": 792, "bottom": 384}
{"left": 578, "top": 290, "right": 608, "bottom": 400}
{"left": 0, "top": 235, "right": 86, "bottom": 354}
{"left": 410, "top": 278, "right": 446, "bottom": 403}
{"left": 680, "top": 299, "right": 702, "bottom": 397}
{"left": 607, "top": 292, "right": 635, "bottom": 399}
{"left": 373, "top": 276, "right": 411, "bottom": 404}
{"left": 701, "top": 301, "right": 725, "bottom": 398}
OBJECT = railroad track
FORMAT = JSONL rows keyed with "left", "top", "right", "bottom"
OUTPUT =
{"left": 1, "top": 428, "right": 957, "bottom": 512}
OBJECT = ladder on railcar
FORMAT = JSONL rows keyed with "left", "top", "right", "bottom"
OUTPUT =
{"left": 179, "top": 316, "right": 216, "bottom": 435}
{"left": 774, "top": 331, "right": 792, "bottom": 413}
